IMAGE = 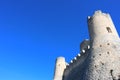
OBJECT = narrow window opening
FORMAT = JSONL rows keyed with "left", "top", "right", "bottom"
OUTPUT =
{"left": 106, "top": 27, "right": 112, "bottom": 33}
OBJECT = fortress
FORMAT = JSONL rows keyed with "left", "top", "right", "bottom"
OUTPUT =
{"left": 53, "top": 10, "right": 120, "bottom": 80}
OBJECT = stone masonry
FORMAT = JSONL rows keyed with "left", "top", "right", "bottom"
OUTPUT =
{"left": 53, "top": 10, "right": 120, "bottom": 80}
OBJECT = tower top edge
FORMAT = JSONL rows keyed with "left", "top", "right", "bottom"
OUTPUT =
{"left": 87, "top": 10, "right": 110, "bottom": 20}
{"left": 57, "top": 56, "right": 65, "bottom": 59}
{"left": 94, "top": 10, "right": 102, "bottom": 14}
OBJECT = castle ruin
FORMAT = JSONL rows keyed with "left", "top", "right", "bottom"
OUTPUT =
{"left": 53, "top": 10, "right": 120, "bottom": 80}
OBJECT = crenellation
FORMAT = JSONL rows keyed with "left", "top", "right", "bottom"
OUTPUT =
{"left": 63, "top": 39, "right": 91, "bottom": 73}
{"left": 93, "top": 10, "right": 108, "bottom": 19}
{"left": 87, "top": 45, "right": 90, "bottom": 49}
{"left": 63, "top": 48, "right": 90, "bottom": 80}
{"left": 70, "top": 60, "right": 73, "bottom": 63}
{"left": 74, "top": 57, "right": 77, "bottom": 60}
{"left": 87, "top": 16, "right": 91, "bottom": 19}
{"left": 77, "top": 53, "right": 81, "bottom": 57}
{"left": 64, "top": 47, "right": 90, "bottom": 74}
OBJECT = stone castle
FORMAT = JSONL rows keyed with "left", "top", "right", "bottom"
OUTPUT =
{"left": 53, "top": 10, "right": 120, "bottom": 80}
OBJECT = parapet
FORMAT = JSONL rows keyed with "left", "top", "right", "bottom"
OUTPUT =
{"left": 63, "top": 39, "right": 91, "bottom": 80}
{"left": 80, "top": 39, "right": 90, "bottom": 54}
{"left": 87, "top": 10, "right": 110, "bottom": 20}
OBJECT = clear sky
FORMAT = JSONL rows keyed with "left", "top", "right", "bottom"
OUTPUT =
{"left": 0, "top": 0, "right": 120, "bottom": 80}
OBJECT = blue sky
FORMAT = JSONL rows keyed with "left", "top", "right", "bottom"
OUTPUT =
{"left": 0, "top": 0, "right": 120, "bottom": 80}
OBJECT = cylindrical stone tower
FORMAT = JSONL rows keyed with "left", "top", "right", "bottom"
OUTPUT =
{"left": 84, "top": 10, "right": 120, "bottom": 80}
{"left": 54, "top": 57, "right": 66, "bottom": 80}
{"left": 88, "top": 10, "right": 119, "bottom": 45}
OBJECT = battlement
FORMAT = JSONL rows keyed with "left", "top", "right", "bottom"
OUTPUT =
{"left": 66, "top": 39, "right": 90, "bottom": 67}
{"left": 88, "top": 10, "right": 110, "bottom": 21}
{"left": 62, "top": 40, "right": 91, "bottom": 80}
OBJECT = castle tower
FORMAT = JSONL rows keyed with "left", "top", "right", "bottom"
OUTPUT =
{"left": 88, "top": 10, "right": 119, "bottom": 45}
{"left": 85, "top": 10, "right": 120, "bottom": 80}
{"left": 53, "top": 57, "right": 66, "bottom": 80}
{"left": 53, "top": 11, "right": 120, "bottom": 80}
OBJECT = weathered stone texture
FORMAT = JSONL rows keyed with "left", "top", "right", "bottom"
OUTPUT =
{"left": 53, "top": 10, "right": 120, "bottom": 80}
